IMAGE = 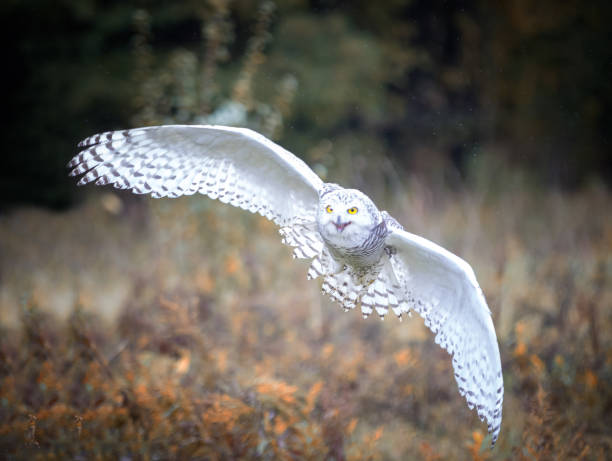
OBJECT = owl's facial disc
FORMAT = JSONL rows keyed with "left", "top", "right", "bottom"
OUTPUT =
{"left": 317, "top": 188, "right": 381, "bottom": 247}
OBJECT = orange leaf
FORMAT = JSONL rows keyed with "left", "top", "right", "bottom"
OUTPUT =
{"left": 530, "top": 354, "right": 545, "bottom": 373}
{"left": 305, "top": 381, "right": 323, "bottom": 413}
{"left": 393, "top": 348, "right": 413, "bottom": 366}
{"left": 159, "top": 296, "right": 180, "bottom": 312}
{"left": 514, "top": 342, "right": 527, "bottom": 357}
{"left": 224, "top": 254, "right": 240, "bottom": 275}
{"left": 321, "top": 343, "right": 334, "bottom": 360}
{"left": 467, "top": 430, "right": 487, "bottom": 461}
{"left": 419, "top": 441, "right": 441, "bottom": 461}
{"left": 195, "top": 270, "right": 215, "bottom": 293}
{"left": 584, "top": 370, "right": 598, "bottom": 390}
{"left": 256, "top": 379, "right": 298, "bottom": 405}
{"left": 216, "top": 349, "right": 228, "bottom": 373}
{"left": 345, "top": 418, "right": 358, "bottom": 436}
{"left": 273, "top": 417, "right": 288, "bottom": 435}
{"left": 175, "top": 351, "right": 191, "bottom": 375}
{"left": 372, "top": 426, "right": 383, "bottom": 442}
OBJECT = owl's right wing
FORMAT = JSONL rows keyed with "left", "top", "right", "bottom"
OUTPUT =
{"left": 384, "top": 229, "right": 503, "bottom": 447}
{"left": 68, "top": 125, "right": 324, "bottom": 226}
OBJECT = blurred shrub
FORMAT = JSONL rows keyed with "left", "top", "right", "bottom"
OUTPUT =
{"left": 1, "top": 177, "right": 610, "bottom": 459}
{"left": 3, "top": 0, "right": 611, "bottom": 209}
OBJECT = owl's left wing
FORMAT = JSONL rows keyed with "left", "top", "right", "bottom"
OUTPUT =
{"left": 68, "top": 125, "right": 324, "bottom": 226}
{"left": 384, "top": 229, "right": 503, "bottom": 447}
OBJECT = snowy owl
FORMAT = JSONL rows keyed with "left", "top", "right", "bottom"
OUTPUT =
{"left": 68, "top": 125, "right": 503, "bottom": 446}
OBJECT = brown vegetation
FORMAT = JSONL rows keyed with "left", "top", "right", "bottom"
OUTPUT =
{"left": 0, "top": 179, "right": 610, "bottom": 459}
{"left": 2, "top": 1, "right": 611, "bottom": 458}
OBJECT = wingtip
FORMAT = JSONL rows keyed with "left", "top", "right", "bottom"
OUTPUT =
{"left": 77, "top": 137, "right": 94, "bottom": 148}
{"left": 67, "top": 155, "right": 81, "bottom": 169}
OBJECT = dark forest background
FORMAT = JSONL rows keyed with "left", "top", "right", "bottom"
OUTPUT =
{"left": 2, "top": 0, "right": 611, "bottom": 209}
{"left": 1, "top": 1, "right": 611, "bottom": 460}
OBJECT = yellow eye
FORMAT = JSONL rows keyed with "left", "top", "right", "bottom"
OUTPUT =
{"left": 326, "top": 205, "right": 333, "bottom": 213}
{"left": 347, "top": 207, "right": 358, "bottom": 215}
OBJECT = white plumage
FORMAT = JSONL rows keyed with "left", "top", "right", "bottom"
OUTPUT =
{"left": 68, "top": 124, "right": 504, "bottom": 446}
{"left": 70, "top": 126, "right": 322, "bottom": 225}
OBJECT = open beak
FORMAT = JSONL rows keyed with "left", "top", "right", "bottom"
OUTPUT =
{"left": 333, "top": 217, "right": 351, "bottom": 232}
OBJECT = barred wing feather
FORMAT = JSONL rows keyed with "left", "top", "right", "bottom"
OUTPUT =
{"left": 385, "top": 229, "right": 503, "bottom": 446}
{"left": 68, "top": 125, "right": 323, "bottom": 226}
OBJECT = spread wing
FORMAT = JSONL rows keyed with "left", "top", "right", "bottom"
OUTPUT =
{"left": 68, "top": 125, "right": 323, "bottom": 225}
{"left": 385, "top": 229, "right": 503, "bottom": 446}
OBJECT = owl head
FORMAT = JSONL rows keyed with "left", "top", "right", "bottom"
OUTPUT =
{"left": 317, "top": 188, "right": 382, "bottom": 247}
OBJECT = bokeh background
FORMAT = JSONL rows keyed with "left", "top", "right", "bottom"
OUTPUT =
{"left": 1, "top": 0, "right": 611, "bottom": 459}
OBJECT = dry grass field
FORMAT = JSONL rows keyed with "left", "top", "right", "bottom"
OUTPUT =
{"left": 0, "top": 177, "right": 610, "bottom": 460}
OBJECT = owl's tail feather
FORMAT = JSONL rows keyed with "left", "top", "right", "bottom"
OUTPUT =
{"left": 359, "top": 258, "right": 406, "bottom": 320}
{"left": 321, "top": 270, "right": 362, "bottom": 312}
{"left": 319, "top": 255, "right": 409, "bottom": 321}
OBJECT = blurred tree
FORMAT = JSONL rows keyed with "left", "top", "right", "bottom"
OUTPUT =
{"left": 2, "top": 0, "right": 140, "bottom": 209}
{"left": 2, "top": 0, "right": 610, "bottom": 210}
{"left": 466, "top": 0, "right": 612, "bottom": 186}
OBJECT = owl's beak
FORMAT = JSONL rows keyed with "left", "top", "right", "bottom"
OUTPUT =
{"left": 333, "top": 217, "right": 351, "bottom": 232}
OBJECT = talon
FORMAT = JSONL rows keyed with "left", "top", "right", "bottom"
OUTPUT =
{"left": 362, "top": 314, "right": 369, "bottom": 320}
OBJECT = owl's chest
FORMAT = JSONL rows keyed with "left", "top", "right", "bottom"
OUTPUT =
{"left": 322, "top": 230, "right": 387, "bottom": 271}
{"left": 317, "top": 218, "right": 389, "bottom": 270}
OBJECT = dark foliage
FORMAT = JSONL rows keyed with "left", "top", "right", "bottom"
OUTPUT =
{"left": 2, "top": 0, "right": 611, "bottom": 209}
